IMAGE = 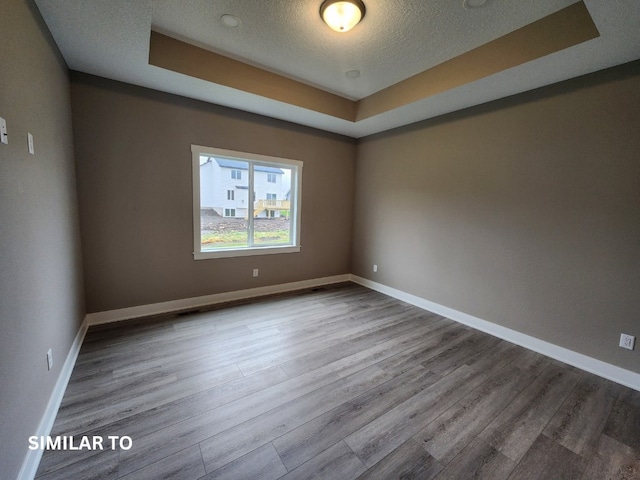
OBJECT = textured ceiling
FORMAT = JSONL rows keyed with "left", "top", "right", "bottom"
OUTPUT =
{"left": 34, "top": 0, "right": 640, "bottom": 138}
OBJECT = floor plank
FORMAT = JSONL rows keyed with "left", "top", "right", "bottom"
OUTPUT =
{"left": 603, "top": 390, "right": 640, "bottom": 453}
{"left": 278, "top": 441, "right": 366, "bottom": 480}
{"left": 542, "top": 376, "right": 616, "bottom": 458}
{"left": 415, "top": 365, "right": 532, "bottom": 463}
{"left": 117, "top": 361, "right": 347, "bottom": 475}
{"left": 199, "top": 364, "right": 394, "bottom": 472}
{"left": 479, "top": 362, "right": 581, "bottom": 463}
{"left": 580, "top": 434, "right": 640, "bottom": 480}
{"left": 507, "top": 434, "right": 587, "bottom": 480}
{"left": 118, "top": 445, "right": 205, "bottom": 480}
{"left": 354, "top": 439, "right": 443, "bottom": 480}
{"left": 35, "top": 449, "right": 119, "bottom": 480}
{"left": 202, "top": 443, "right": 287, "bottom": 480}
{"left": 433, "top": 437, "right": 516, "bottom": 480}
{"left": 273, "top": 365, "right": 439, "bottom": 471}
{"left": 344, "top": 364, "right": 487, "bottom": 467}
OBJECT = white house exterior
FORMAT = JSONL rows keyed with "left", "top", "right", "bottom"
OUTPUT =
{"left": 200, "top": 157, "right": 290, "bottom": 218}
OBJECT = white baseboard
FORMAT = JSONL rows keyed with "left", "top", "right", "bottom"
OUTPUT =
{"left": 18, "top": 316, "right": 89, "bottom": 480}
{"left": 86, "top": 274, "right": 351, "bottom": 326}
{"left": 350, "top": 275, "right": 640, "bottom": 392}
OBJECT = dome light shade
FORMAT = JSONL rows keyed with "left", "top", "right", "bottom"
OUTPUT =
{"left": 320, "top": 0, "right": 366, "bottom": 32}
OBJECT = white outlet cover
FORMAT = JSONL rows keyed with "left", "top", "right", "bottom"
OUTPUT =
{"left": 619, "top": 334, "right": 635, "bottom": 350}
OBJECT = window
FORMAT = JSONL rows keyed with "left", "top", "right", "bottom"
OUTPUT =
{"left": 192, "top": 145, "right": 302, "bottom": 259}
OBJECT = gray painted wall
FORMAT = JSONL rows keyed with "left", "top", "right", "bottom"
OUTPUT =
{"left": 352, "top": 61, "right": 640, "bottom": 373}
{"left": 70, "top": 73, "right": 356, "bottom": 313}
{"left": 0, "top": 1, "right": 85, "bottom": 478}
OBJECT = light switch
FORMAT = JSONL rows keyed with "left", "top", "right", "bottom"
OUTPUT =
{"left": 0, "top": 117, "right": 8, "bottom": 144}
{"left": 28, "top": 133, "right": 34, "bottom": 155}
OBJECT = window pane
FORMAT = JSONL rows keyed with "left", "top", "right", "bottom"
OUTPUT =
{"left": 200, "top": 156, "right": 249, "bottom": 250}
{"left": 253, "top": 165, "right": 292, "bottom": 246}
{"left": 194, "top": 145, "right": 301, "bottom": 258}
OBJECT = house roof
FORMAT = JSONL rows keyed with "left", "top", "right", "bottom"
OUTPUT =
{"left": 215, "top": 158, "right": 283, "bottom": 174}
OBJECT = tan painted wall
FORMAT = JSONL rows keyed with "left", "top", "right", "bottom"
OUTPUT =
{"left": 0, "top": 1, "right": 85, "bottom": 478}
{"left": 70, "top": 73, "right": 356, "bottom": 313}
{"left": 149, "top": 31, "right": 356, "bottom": 121}
{"left": 352, "top": 61, "right": 640, "bottom": 373}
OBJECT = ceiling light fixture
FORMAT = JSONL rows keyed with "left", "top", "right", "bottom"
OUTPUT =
{"left": 320, "top": 0, "right": 366, "bottom": 32}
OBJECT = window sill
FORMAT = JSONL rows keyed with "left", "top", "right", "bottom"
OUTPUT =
{"left": 194, "top": 245, "right": 301, "bottom": 260}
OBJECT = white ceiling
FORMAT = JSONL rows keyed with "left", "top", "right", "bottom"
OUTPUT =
{"left": 35, "top": 0, "right": 640, "bottom": 138}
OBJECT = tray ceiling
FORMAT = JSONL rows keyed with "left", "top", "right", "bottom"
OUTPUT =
{"left": 35, "top": 0, "right": 640, "bottom": 138}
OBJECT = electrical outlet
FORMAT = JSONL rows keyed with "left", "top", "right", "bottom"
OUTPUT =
{"left": 46, "top": 349, "right": 53, "bottom": 370}
{"left": 373, "top": 264, "right": 378, "bottom": 273}
{"left": 619, "top": 334, "right": 635, "bottom": 351}
{"left": 252, "top": 268, "right": 259, "bottom": 277}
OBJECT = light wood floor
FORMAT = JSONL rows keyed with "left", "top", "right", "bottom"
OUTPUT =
{"left": 36, "top": 283, "right": 640, "bottom": 479}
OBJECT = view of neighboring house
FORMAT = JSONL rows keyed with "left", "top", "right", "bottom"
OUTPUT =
{"left": 200, "top": 157, "right": 291, "bottom": 219}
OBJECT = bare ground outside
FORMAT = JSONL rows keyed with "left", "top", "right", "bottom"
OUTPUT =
{"left": 201, "top": 210, "right": 290, "bottom": 247}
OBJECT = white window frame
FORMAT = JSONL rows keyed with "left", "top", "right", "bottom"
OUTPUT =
{"left": 192, "top": 145, "right": 303, "bottom": 259}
